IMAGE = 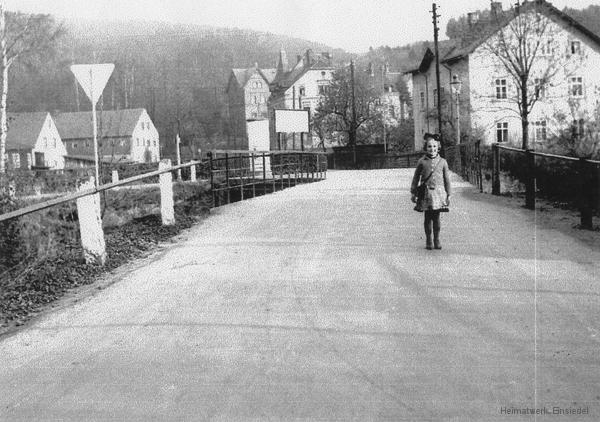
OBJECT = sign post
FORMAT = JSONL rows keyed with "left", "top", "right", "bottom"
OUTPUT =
{"left": 70, "top": 64, "right": 115, "bottom": 187}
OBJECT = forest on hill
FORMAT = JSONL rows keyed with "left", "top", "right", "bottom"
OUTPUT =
{"left": 8, "top": 18, "right": 352, "bottom": 156}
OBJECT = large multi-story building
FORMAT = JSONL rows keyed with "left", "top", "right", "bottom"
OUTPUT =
{"left": 268, "top": 49, "right": 335, "bottom": 150}
{"left": 407, "top": 0, "right": 600, "bottom": 151}
{"left": 225, "top": 64, "right": 276, "bottom": 149}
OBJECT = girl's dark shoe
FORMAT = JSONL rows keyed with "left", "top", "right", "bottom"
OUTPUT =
{"left": 434, "top": 239, "right": 442, "bottom": 250}
{"left": 426, "top": 236, "right": 433, "bottom": 250}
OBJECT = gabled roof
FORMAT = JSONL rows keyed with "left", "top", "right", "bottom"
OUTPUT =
{"left": 443, "top": 0, "right": 600, "bottom": 63}
{"left": 5, "top": 112, "right": 50, "bottom": 150}
{"left": 404, "top": 40, "right": 459, "bottom": 74}
{"left": 229, "top": 66, "right": 273, "bottom": 89}
{"left": 271, "top": 51, "right": 334, "bottom": 92}
{"left": 55, "top": 108, "right": 146, "bottom": 140}
{"left": 259, "top": 68, "right": 277, "bottom": 83}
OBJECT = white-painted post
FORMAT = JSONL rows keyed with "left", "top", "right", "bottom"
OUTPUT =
{"left": 76, "top": 177, "right": 106, "bottom": 265}
{"left": 159, "top": 159, "right": 175, "bottom": 225}
{"left": 111, "top": 170, "right": 119, "bottom": 183}
{"left": 190, "top": 164, "right": 197, "bottom": 182}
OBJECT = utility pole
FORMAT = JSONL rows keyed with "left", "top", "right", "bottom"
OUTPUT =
{"left": 432, "top": 3, "right": 443, "bottom": 144}
{"left": 382, "top": 64, "right": 387, "bottom": 154}
{"left": 350, "top": 59, "right": 357, "bottom": 165}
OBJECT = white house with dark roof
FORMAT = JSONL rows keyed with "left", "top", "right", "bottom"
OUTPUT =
{"left": 407, "top": 0, "right": 600, "bottom": 150}
{"left": 54, "top": 108, "right": 160, "bottom": 165}
{"left": 4, "top": 112, "right": 66, "bottom": 170}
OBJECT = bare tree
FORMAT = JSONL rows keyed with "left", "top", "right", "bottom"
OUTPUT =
{"left": 0, "top": 2, "right": 63, "bottom": 173}
{"left": 313, "top": 64, "right": 382, "bottom": 149}
{"left": 481, "top": 1, "right": 563, "bottom": 150}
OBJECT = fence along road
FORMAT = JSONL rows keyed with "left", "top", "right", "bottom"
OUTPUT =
{"left": 0, "top": 169, "right": 599, "bottom": 420}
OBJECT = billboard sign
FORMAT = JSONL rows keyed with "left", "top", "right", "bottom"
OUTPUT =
{"left": 275, "top": 109, "right": 309, "bottom": 133}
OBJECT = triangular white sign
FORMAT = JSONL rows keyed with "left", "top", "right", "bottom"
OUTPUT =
{"left": 70, "top": 64, "right": 115, "bottom": 106}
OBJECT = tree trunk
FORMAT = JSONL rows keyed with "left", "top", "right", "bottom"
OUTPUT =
{"left": 521, "top": 76, "right": 529, "bottom": 150}
{"left": 0, "top": 2, "right": 6, "bottom": 174}
{"left": 521, "top": 114, "right": 529, "bottom": 150}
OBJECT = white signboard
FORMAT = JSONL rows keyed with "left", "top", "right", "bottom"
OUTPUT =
{"left": 275, "top": 109, "right": 309, "bottom": 133}
{"left": 70, "top": 64, "right": 115, "bottom": 105}
{"left": 247, "top": 120, "right": 271, "bottom": 176}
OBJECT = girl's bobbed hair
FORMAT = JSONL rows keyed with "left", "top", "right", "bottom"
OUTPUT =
{"left": 422, "top": 133, "right": 441, "bottom": 150}
{"left": 423, "top": 132, "right": 439, "bottom": 141}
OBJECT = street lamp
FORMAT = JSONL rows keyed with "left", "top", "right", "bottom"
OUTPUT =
{"left": 450, "top": 74, "right": 462, "bottom": 145}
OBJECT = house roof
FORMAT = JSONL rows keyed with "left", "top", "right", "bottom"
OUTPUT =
{"left": 404, "top": 40, "right": 459, "bottom": 74}
{"left": 230, "top": 66, "right": 274, "bottom": 88}
{"left": 259, "top": 68, "right": 277, "bottom": 83}
{"left": 5, "top": 112, "right": 50, "bottom": 150}
{"left": 443, "top": 0, "right": 600, "bottom": 62}
{"left": 54, "top": 108, "right": 146, "bottom": 140}
{"left": 271, "top": 51, "right": 335, "bottom": 93}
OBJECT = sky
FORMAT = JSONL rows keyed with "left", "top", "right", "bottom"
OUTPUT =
{"left": 5, "top": 0, "right": 600, "bottom": 53}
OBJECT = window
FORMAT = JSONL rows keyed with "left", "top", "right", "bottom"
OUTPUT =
{"left": 571, "top": 40, "right": 581, "bottom": 55}
{"left": 533, "top": 120, "right": 547, "bottom": 141}
{"left": 569, "top": 76, "right": 583, "bottom": 97}
{"left": 52, "top": 138, "right": 57, "bottom": 148}
{"left": 73, "top": 142, "right": 78, "bottom": 149}
{"left": 298, "top": 86, "right": 306, "bottom": 96}
{"left": 534, "top": 78, "right": 546, "bottom": 99}
{"left": 540, "top": 39, "right": 554, "bottom": 56}
{"left": 497, "top": 122, "right": 508, "bottom": 142}
{"left": 573, "top": 119, "right": 585, "bottom": 139}
{"left": 11, "top": 153, "right": 20, "bottom": 168}
{"left": 495, "top": 79, "right": 507, "bottom": 99}
{"left": 420, "top": 91, "right": 425, "bottom": 110}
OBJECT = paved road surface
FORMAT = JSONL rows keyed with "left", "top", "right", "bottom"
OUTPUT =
{"left": 1, "top": 169, "right": 599, "bottom": 421}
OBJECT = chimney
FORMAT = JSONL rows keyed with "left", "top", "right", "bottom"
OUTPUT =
{"left": 276, "top": 48, "right": 288, "bottom": 78}
{"left": 304, "top": 49, "right": 312, "bottom": 67}
{"left": 491, "top": 1, "right": 502, "bottom": 18}
{"left": 467, "top": 12, "right": 473, "bottom": 28}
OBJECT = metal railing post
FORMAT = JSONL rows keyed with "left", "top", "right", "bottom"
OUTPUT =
{"left": 579, "top": 158, "right": 593, "bottom": 229}
{"left": 251, "top": 153, "right": 256, "bottom": 198}
{"left": 525, "top": 149, "right": 536, "bottom": 210}
{"left": 492, "top": 144, "right": 501, "bottom": 195}
{"left": 209, "top": 152, "right": 215, "bottom": 207}
{"left": 225, "top": 152, "right": 230, "bottom": 204}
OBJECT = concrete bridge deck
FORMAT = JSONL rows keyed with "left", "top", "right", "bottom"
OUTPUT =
{"left": 1, "top": 169, "right": 599, "bottom": 421}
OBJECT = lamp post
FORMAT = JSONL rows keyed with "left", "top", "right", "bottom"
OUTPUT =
{"left": 450, "top": 74, "right": 462, "bottom": 145}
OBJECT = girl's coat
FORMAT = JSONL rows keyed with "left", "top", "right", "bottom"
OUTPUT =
{"left": 411, "top": 155, "right": 452, "bottom": 212}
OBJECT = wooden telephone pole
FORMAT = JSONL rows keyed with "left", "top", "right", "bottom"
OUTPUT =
{"left": 432, "top": 3, "right": 443, "bottom": 144}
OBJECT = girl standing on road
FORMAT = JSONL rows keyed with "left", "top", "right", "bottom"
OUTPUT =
{"left": 410, "top": 133, "right": 452, "bottom": 250}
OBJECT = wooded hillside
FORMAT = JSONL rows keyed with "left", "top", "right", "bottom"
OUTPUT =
{"left": 7, "top": 18, "right": 351, "bottom": 155}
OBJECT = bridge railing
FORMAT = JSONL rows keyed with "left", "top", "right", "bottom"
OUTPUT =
{"left": 490, "top": 144, "right": 600, "bottom": 229}
{"left": 207, "top": 150, "right": 327, "bottom": 207}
